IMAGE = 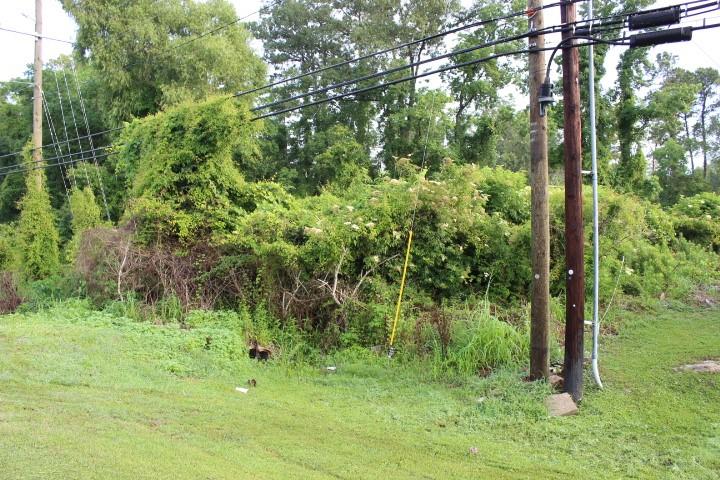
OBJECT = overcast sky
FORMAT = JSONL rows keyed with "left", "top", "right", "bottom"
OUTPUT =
{"left": 1, "top": 0, "right": 719, "bottom": 101}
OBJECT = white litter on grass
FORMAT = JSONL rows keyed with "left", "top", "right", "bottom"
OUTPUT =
{"left": 235, "top": 387, "right": 249, "bottom": 394}
{"left": 326, "top": 366, "right": 337, "bottom": 372}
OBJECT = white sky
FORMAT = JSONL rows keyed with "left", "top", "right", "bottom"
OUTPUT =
{"left": 1, "top": 0, "right": 719, "bottom": 103}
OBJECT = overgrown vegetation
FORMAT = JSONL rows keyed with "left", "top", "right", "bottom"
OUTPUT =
{"left": 0, "top": 0, "right": 719, "bottom": 380}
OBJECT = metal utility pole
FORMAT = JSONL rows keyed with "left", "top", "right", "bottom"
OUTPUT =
{"left": 561, "top": 0, "right": 585, "bottom": 403}
{"left": 587, "top": 0, "right": 603, "bottom": 389}
{"left": 528, "top": 0, "right": 550, "bottom": 381}
{"left": 32, "top": 0, "right": 43, "bottom": 186}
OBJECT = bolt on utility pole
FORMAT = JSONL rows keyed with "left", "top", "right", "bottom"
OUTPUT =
{"left": 32, "top": 0, "right": 43, "bottom": 187}
{"left": 528, "top": 0, "right": 550, "bottom": 381}
{"left": 560, "top": 0, "right": 585, "bottom": 402}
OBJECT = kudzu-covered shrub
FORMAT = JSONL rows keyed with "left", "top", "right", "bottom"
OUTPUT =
{"left": 113, "top": 96, "right": 262, "bottom": 244}
{"left": 548, "top": 186, "right": 720, "bottom": 301}
{"left": 672, "top": 192, "right": 720, "bottom": 252}
{"left": 17, "top": 165, "right": 60, "bottom": 280}
{"left": 0, "top": 223, "right": 14, "bottom": 270}
{"left": 229, "top": 163, "right": 535, "bottom": 343}
{"left": 65, "top": 186, "right": 104, "bottom": 263}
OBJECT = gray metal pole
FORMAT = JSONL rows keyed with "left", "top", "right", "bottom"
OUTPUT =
{"left": 588, "top": 0, "right": 603, "bottom": 389}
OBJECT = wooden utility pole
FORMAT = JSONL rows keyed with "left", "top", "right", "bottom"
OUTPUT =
{"left": 528, "top": 0, "right": 549, "bottom": 381}
{"left": 561, "top": 0, "right": 585, "bottom": 402}
{"left": 32, "top": 0, "right": 43, "bottom": 186}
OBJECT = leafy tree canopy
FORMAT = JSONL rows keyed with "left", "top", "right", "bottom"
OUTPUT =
{"left": 63, "top": 0, "right": 266, "bottom": 122}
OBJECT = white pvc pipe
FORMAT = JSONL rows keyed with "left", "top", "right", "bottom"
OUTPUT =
{"left": 588, "top": 0, "right": 603, "bottom": 389}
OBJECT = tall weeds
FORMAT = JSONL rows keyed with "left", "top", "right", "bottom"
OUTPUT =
{"left": 439, "top": 300, "right": 528, "bottom": 377}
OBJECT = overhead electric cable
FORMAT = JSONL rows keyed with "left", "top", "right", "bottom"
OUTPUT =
{"left": 0, "top": 151, "right": 114, "bottom": 179}
{"left": 233, "top": 0, "right": 587, "bottom": 99}
{"left": 244, "top": 0, "right": 709, "bottom": 114}
{"left": 0, "top": 26, "right": 73, "bottom": 44}
{"left": 41, "top": 92, "right": 74, "bottom": 207}
{"left": 251, "top": 39, "right": 620, "bottom": 121}
{"left": 0, "top": 126, "right": 123, "bottom": 161}
{"left": 0, "top": 0, "right": 704, "bottom": 161}
{"left": 71, "top": 61, "right": 112, "bottom": 221}
{"left": 53, "top": 71, "right": 83, "bottom": 184}
{"left": 62, "top": 69, "right": 92, "bottom": 185}
{"left": 0, "top": 145, "right": 111, "bottom": 174}
{"left": 690, "top": 20, "right": 720, "bottom": 30}
{"left": 250, "top": 25, "right": 558, "bottom": 112}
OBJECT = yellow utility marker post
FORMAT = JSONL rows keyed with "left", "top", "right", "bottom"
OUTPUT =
{"left": 388, "top": 229, "right": 414, "bottom": 357}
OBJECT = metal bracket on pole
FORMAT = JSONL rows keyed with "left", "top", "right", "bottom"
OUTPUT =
{"left": 538, "top": 79, "right": 554, "bottom": 117}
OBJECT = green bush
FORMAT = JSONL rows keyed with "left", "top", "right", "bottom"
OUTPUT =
{"left": 17, "top": 161, "right": 60, "bottom": 280}
{"left": 114, "top": 96, "right": 261, "bottom": 244}
{"left": 0, "top": 223, "right": 14, "bottom": 270}
{"left": 20, "top": 273, "right": 84, "bottom": 311}
{"left": 672, "top": 192, "right": 720, "bottom": 252}
{"left": 66, "top": 186, "right": 104, "bottom": 263}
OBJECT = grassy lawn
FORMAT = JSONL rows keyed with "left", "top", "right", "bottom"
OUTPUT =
{"left": 0, "top": 302, "right": 719, "bottom": 479}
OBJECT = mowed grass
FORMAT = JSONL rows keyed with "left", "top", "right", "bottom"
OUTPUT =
{"left": 0, "top": 302, "right": 719, "bottom": 479}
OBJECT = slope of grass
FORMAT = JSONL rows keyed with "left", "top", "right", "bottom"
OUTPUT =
{"left": 0, "top": 301, "right": 718, "bottom": 479}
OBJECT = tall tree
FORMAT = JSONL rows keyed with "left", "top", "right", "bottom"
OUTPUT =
{"left": 253, "top": 0, "right": 460, "bottom": 180}
{"left": 613, "top": 47, "right": 651, "bottom": 191}
{"left": 691, "top": 68, "right": 720, "bottom": 178}
{"left": 63, "top": 0, "right": 266, "bottom": 122}
{"left": 441, "top": 0, "right": 524, "bottom": 163}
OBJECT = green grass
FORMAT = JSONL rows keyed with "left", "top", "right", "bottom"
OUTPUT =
{"left": 0, "top": 301, "right": 719, "bottom": 479}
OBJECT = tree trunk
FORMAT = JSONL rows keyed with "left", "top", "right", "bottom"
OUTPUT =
{"left": 701, "top": 98, "right": 708, "bottom": 178}
{"left": 684, "top": 113, "right": 695, "bottom": 172}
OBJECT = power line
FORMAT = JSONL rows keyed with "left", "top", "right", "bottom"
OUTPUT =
{"left": 249, "top": 22, "right": 632, "bottom": 114}
{"left": 250, "top": 25, "right": 553, "bottom": 113}
{"left": 244, "top": 0, "right": 709, "bottom": 115}
{"left": 0, "top": 26, "right": 73, "bottom": 44}
{"left": 41, "top": 91, "right": 73, "bottom": 208}
{"left": 61, "top": 68, "right": 92, "bottom": 186}
{"left": 251, "top": 39, "right": 619, "bottom": 121}
{"left": 71, "top": 60, "right": 112, "bottom": 221}
{"left": 2, "top": 0, "right": 717, "bottom": 176}
{"left": 0, "top": 0, "right": 279, "bottom": 161}
{"left": 249, "top": 20, "right": 632, "bottom": 118}
{"left": 234, "top": 0, "right": 586, "bottom": 100}
{"left": 1, "top": 38, "right": 612, "bottom": 177}
{"left": 0, "top": 0, "right": 706, "bottom": 162}
{"left": 0, "top": 126, "right": 123, "bottom": 161}
{"left": 251, "top": 19, "right": 718, "bottom": 124}
{"left": 0, "top": 150, "right": 113, "bottom": 180}
{"left": 53, "top": 70, "right": 84, "bottom": 184}
{"left": 0, "top": 145, "right": 112, "bottom": 174}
